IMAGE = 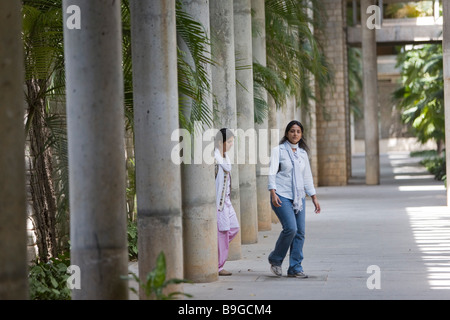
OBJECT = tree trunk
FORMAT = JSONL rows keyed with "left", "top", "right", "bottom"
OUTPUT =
{"left": 26, "top": 78, "right": 58, "bottom": 263}
{"left": 436, "top": 139, "right": 444, "bottom": 156}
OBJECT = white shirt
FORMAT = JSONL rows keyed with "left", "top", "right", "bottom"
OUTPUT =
{"left": 268, "top": 144, "right": 316, "bottom": 200}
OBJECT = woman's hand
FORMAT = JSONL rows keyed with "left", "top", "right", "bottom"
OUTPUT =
{"left": 311, "top": 195, "right": 321, "bottom": 214}
{"left": 270, "top": 189, "right": 282, "bottom": 207}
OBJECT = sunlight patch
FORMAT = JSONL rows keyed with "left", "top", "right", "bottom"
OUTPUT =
{"left": 407, "top": 207, "right": 450, "bottom": 290}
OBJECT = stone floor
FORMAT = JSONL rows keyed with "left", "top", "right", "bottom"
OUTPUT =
{"left": 128, "top": 152, "right": 449, "bottom": 300}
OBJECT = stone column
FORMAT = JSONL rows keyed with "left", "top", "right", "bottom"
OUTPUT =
{"left": 303, "top": 1, "right": 319, "bottom": 185}
{"left": 179, "top": 0, "right": 218, "bottom": 283}
{"left": 316, "top": 0, "right": 350, "bottom": 186}
{"left": 443, "top": 0, "right": 450, "bottom": 206}
{"left": 130, "top": 0, "right": 184, "bottom": 298}
{"left": 210, "top": 0, "right": 242, "bottom": 260}
{"left": 0, "top": 0, "right": 28, "bottom": 300}
{"left": 234, "top": 0, "right": 258, "bottom": 244}
{"left": 361, "top": 0, "right": 380, "bottom": 185}
{"left": 63, "top": 0, "right": 128, "bottom": 299}
{"left": 252, "top": 0, "right": 271, "bottom": 231}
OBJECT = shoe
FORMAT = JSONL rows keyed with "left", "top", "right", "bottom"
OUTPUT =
{"left": 219, "top": 269, "right": 232, "bottom": 276}
{"left": 270, "top": 265, "right": 282, "bottom": 277}
{"left": 288, "top": 271, "right": 308, "bottom": 278}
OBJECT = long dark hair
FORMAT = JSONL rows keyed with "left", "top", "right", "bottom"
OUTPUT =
{"left": 214, "top": 128, "right": 235, "bottom": 149}
{"left": 279, "top": 120, "right": 310, "bottom": 152}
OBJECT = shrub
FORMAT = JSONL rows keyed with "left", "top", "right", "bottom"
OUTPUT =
{"left": 123, "top": 251, "right": 192, "bottom": 300}
{"left": 127, "top": 219, "right": 138, "bottom": 261}
{"left": 420, "top": 152, "right": 446, "bottom": 182}
{"left": 29, "top": 252, "right": 71, "bottom": 300}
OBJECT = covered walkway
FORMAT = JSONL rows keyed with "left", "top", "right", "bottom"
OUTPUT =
{"left": 172, "top": 152, "right": 449, "bottom": 300}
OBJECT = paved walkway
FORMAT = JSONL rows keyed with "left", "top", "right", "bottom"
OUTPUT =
{"left": 182, "top": 152, "right": 449, "bottom": 300}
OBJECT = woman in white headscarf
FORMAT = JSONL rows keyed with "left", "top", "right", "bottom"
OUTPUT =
{"left": 268, "top": 120, "right": 321, "bottom": 278}
{"left": 214, "top": 128, "right": 239, "bottom": 276}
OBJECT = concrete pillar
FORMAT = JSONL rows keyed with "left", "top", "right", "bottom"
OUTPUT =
{"left": 267, "top": 96, "right": 280, "bottom": 224}
{"left": 234, "top": 0, "right": 258, "bottom": 244}
{"left": 443, "top": 0, "right": 450, "bottom": 206}
{"left": 0, "top": 0, "right": 28, "bottom": 300}
{"left": 252, "top": 0, "right": 271, "bottom": 231}
{"left": 361, "top": 0, "right": 380, "bottom": 185}
{"left": 179, "top": 0, "right": 218, "bottom": 283}
{"left": 63, "top": 0, "right": 128, "bottom": 299}
{"left": 130, "top": 0, "right": 184, "bottom": 298}
{"left": 210, "top": 0, "right": 242, "bottom": 260}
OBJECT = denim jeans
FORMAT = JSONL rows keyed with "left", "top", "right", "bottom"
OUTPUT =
{"left": 268, "top": 194, "right": 306, "bottom": 275}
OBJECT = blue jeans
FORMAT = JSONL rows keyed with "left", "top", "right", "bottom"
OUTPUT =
{"left": 269, "top": 194, "right": 306, "bottom": 275}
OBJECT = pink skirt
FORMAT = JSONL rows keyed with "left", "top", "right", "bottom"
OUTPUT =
{"left": 218, "top": 227, "right": 239, "bottom": 271}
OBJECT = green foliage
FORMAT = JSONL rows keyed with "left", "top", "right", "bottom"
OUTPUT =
{"left": 420, "top": 152, "right": 447, "bottom": 185}
{"left": 347, "top": 47, "right": 363, "bottom": 119}
{"left": 127, "top": 219, "right": 138, "bottom": 261}
{"left": 394, "top": 44, "right": 445, "bottom": 152}
{"left": 385, "top": 1, "right": 435, "bottom": 19}
{"left": 124, "top": 252, "right": 192, "bottom": 300}
{"left": 126, "top": 157, "right": 137, "bottom": 221}
{"left": 176, "top": 0, "right": 214, "bottom": 133}
{"left": 411, "top": 150, "right": 447, "bottom": 188}
{"left": 29, "top": 252, "right": 71, "bottom": 300}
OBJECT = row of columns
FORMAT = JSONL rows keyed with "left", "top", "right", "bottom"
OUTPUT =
{"left": 59, "top": 0, "right": 264, "bottom": 299}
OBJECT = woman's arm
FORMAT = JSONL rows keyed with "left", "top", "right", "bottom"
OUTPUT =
{"left": 268, "top": 146, "right": 280, "bottom": 191}
{"left": 270, "top": 189, "right": 282, "bottom": 207}
{"left": 310, "top": 194, "right": 321, "bottom": 214}
{"left": 268, "top": 146, "right": 282, "bottom": 207}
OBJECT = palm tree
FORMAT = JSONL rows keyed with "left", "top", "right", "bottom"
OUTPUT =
{"left": 23, "top": 0, "right": 66, "bottom": 262}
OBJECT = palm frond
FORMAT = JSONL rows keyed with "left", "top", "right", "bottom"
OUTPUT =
{"left": 176, "top": 0, "right": 214, "bottom": 132}
{"left": 256, "top": 0, "right": 331, "bottom": 118}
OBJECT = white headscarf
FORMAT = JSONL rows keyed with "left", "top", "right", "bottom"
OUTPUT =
{"left": 283, "top": 141, "right": 305, "bottom": 213}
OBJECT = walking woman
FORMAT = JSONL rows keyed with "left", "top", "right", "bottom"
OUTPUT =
{"left": 268, "top": 120, "right": 321, "bottom": 278}
{"left": 215, "top": 128, "right": 240, "bottom": 276}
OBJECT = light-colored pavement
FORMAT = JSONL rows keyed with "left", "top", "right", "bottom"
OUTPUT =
{"left": 129, "top": 152, "right": 449, "bottom": 300}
